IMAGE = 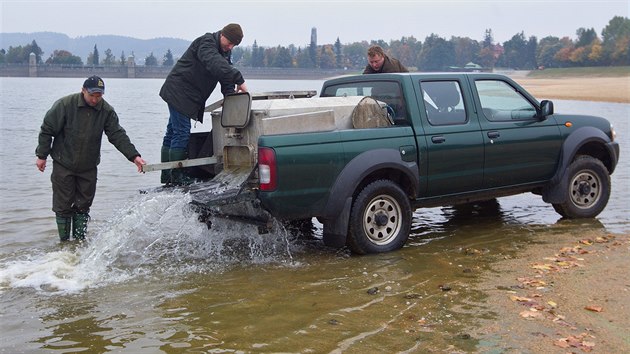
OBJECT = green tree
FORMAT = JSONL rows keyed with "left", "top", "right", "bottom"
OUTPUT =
{"left": 145, "top": 52, "right": 158, "bottom": 66}
{"left": 231, "top": 46, "right": 245, "bottom": 64}
{"left": 0, "top": 49, "right": 5, "bottom": 63}
{"left": 120, "top": 51, "right": 126, "bottom": 65}
{"left": 536, "top": 36, "right": 561, "bottom": 68}
{"left": 251, "top": 41, "right": 264, "bottom": 67}
{"left": 601, "top": 16, "right": 630, "bottom": 65}
{"left": 501, "top": 32, "right": 530, "bottom": 69}
{"left": 418, "top": 34, "right": 455, "bottom": 71}
{"left": 103, "top": 48, "right": 116, "bottom": 65}
{"left": 295, "top": 47, "right": 315, "bottom": 68}
{"left": 163, "top": 49, "right": 174, "bottom": 66}
{"left": 4, "top": 40, "right": 44, "bottom": 64}
{"left": 92, "top": 44, "right": 99, "bottom": 65}
{"left": 28, "top": 40, "right": 44, "bottom": 63}
{"left": 271, "top": 46, "right": 293, "bottom": 68}
{"left": 334, "top": 37, "right": 343, "bottom": 68}
{"left": 576, "top": 28, "right": 598, "bottom": 47}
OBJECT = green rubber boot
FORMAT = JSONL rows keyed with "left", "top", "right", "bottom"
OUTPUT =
{"left": 72, "top": 213, "right": 90, "bottom": 241}
{"left": 169, "top": 148, "right": 195, "bottom": 186}
{"left": 160, "top": 145, "right": 171, "bottom": 184}
{"left": 56, "top": 216, "right": 71, "bottom": 241}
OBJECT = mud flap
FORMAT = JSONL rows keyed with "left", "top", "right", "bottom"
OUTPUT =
{"left": 187, "top": 167, "right": 272, "bottom": 231}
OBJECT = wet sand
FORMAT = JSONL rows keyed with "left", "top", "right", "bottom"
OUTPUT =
{"left": 474, "top": 232, "right": 630, "bottom": 353}
{"left": 512, "top": 76, "right": 630, "bottom": 103}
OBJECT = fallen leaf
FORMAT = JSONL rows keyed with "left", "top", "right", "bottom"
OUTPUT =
{"left": 547, "top": 301, "right": 557, "bottom": 308}
{"left": 553, "top": 339, "right": 571, "bottom": 348}
{"left": 519, "top": 310, "right": 542, "bottom": 319}
{"left": 585, "top": 305, "right": 603, "bottom": 312}
{"left": 510, "top": 295, "right": 533, "bottom": 302}
{"left": 531, "top": 263, "right": 555, "bottom": 271}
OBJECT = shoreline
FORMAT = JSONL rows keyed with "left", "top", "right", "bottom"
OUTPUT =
{"left": 512, "top": 76, "right": 630, "bottom": 104}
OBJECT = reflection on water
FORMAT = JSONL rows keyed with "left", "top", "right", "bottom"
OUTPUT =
{"left": 0, "top": 77, "right": 628, "bottom": 352}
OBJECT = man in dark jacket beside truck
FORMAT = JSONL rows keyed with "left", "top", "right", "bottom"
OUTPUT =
{"left": 159, "top": 23, "right": 248, "bottom": 185}
{"left": 36, "top": 76, "right": 146, "bottom": 241}
{"left": 363, "top": 45, "right": 408, "bottom": 74}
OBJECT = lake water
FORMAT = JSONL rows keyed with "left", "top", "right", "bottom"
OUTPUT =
{"left": 0, "top": 77, "right": 628, "bottom": 352}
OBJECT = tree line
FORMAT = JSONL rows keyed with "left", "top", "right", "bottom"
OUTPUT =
{"left": 1, "top": 16, "right": 628, "bottom": 70}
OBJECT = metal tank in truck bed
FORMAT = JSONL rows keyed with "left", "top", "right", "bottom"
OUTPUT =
{"left": 179, "top": 91, "right": 388, "bottom": 228}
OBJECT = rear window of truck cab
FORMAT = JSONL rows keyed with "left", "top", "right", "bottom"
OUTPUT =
{"left": 322, "top": 81, "right": 408, "bottom": 122}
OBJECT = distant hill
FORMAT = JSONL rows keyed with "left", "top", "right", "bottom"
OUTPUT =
{"left": 0, "top": 32, "right": 192, "bottom": 64}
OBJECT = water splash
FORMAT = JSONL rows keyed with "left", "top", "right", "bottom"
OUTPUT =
{"left": 0, "top": 190, "right": 298, "bottom": 295}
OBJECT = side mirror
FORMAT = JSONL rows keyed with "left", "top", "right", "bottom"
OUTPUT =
{"left": 539, "top": 100, "right": 554, "bottom": 118}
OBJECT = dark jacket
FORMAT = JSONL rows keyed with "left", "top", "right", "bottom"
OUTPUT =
{"left": 36, "top": 93, "right": 140, "bottom": 172}
{"left": 159, "top": 31, "right": 245, "bottom": 123}
{"left": 363, "top": 54, "right": 409, "bottom": 74}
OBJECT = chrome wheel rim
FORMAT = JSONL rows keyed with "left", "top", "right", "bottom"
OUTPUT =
{"left": 570, "top": 169, "right": 602, "bottom": 209}
{"left": 362, "top": 194, "right": 402, "bottom": 245}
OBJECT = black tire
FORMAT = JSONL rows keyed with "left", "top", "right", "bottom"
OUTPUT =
{"left": 552, "top": 156, "right": 610, "bottom": 219}
{"left": 347, "top": 180, "right": 412, "bottom": 254}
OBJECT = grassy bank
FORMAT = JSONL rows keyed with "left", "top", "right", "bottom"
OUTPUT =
{"left": 526, "top": 66, "right": 630, "bottom": 78}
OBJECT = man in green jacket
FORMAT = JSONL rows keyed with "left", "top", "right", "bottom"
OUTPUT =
{"left": 36, "top": 76, "right": 146, "bottom": 241}
{"left": 159, "top": 23, "right": 248, "bottom": 185}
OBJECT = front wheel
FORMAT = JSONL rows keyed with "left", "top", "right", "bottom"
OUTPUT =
{"left": 552, "top": 156, "right": 610, "bottom": 218}
{"left": 347, "top": 180, "right": 412, "bottom": 254}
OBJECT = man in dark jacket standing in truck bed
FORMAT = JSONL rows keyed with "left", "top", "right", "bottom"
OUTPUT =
{"left": 159, "top": 23, "right": 248, "bottom": 185}
{"left": 36, "top": 76, "right": 146, "bottom": 241}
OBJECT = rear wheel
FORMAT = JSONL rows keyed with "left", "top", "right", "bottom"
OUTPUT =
{"left": 347, "top": 180, "right": 411, "bottom": 254}
{"left": 552, "top": 156, "right": 610, "bottom": 218}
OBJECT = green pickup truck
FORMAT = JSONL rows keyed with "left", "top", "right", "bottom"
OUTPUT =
{"left": 157, "top": 73, "right": 619, "bottom": 254}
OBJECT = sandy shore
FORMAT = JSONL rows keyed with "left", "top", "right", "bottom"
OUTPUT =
{"left": 510, "top": 76, "right": 630, "bottom": 104}
{"left": 474, "top": 232, "right": 630, "bottom": 353}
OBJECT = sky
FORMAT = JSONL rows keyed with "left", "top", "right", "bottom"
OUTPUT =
{"left": 1, "top": 0, "right": 628, "bottom": 47}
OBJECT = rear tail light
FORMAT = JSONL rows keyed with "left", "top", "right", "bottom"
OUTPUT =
{"left": 258, "top": 147, "right": 277, "bottom": 191}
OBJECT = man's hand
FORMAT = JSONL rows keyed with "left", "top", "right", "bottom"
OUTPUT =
{"left": 133, "top": 156, "right": 147, "bottom": 173}
{"left": 36, "top": 158, "right": 46, "bottom": 172}
{"left": 237, "top": 83, "right": 248, "bottom": 93}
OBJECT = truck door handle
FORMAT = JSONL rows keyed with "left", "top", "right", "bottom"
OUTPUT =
{"left": 487, "top": 131, "right": 500, "bottom": 139}
{"left": 431, "top": 136, "right": 446, "bottom": 144}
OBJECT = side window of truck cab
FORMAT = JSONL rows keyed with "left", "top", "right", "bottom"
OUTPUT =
{"left": 420, "top": 80, "right": 467, "bottom": 126}
{"left": 475, "top": 80, "right": 537, "bottom": 121}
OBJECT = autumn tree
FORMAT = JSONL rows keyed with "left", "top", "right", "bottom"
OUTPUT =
{"left": 45, "top": 50, "right": 83, "bottom": 65}
{"left": 318, "top": 45, "right": 334, "bottom": 69}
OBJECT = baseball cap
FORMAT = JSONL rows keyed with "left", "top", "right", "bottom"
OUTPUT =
{"left": 83, "top": 75, "right": 105, "bottom": 94}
